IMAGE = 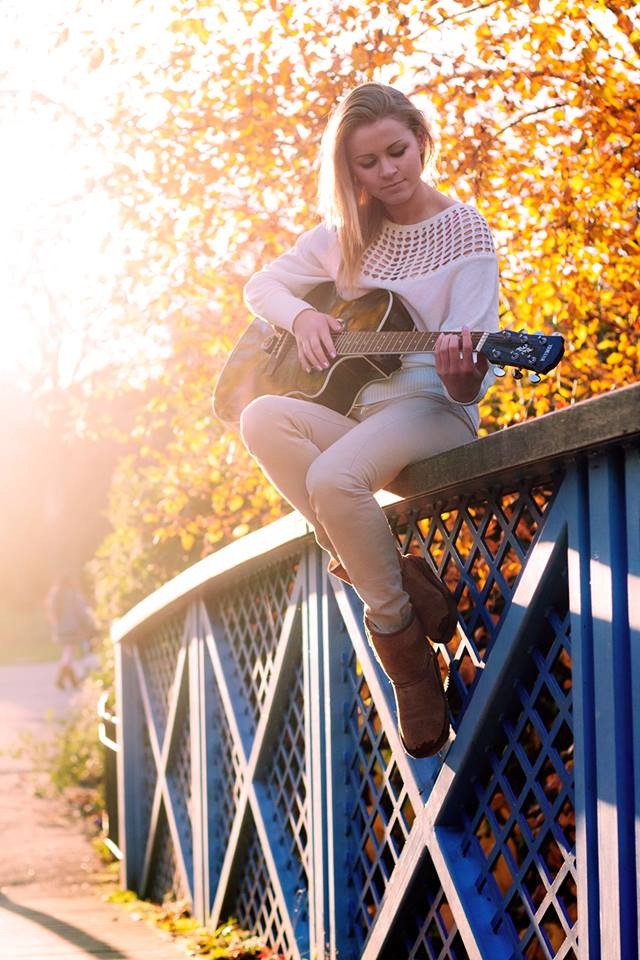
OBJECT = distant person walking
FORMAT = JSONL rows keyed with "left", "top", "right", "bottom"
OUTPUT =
{"left": 46, "top": 573, "right": 95, "bottom": 690}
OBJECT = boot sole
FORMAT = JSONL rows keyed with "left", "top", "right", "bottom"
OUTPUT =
{"left": 402, "top": 719, "right": 451, "bottom": 759}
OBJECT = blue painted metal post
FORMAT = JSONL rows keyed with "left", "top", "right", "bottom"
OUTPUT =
{"left": 587, "top": 451, "right": 637, "bottom": 960}
{"left": 114, "top": 636, "right": 147, "bottom": 892}
{"left": 568, "top": 462, "right": 600, "bottom": 960}
{"left": 303, "top": 544, "right": 329, "bottom": 960}
{"left": 189, "top": 602, "right": 211, "bottom": 922}
{"left": 322, "top": 574, "right": 364, "bottom": 960}
{"left": 625, "top": 447, "right": 640, "bottom": 960}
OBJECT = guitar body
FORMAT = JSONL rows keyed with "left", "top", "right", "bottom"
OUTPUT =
{"left": 213, "top": 282, "right": 414, "bottom": 427}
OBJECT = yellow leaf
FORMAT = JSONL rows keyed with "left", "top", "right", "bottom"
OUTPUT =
{"left": 180, "top": 532, "right": 195, "bottom": 551}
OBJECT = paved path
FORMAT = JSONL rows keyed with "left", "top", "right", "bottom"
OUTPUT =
{"left": 0, "top": 661, "right": 187, "bottom": 959}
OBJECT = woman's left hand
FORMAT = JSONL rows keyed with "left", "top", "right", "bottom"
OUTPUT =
{"left": 435, "top": 326, "right": 489, "bottom": 403}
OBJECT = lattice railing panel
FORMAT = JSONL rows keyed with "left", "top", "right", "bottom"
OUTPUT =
{"left": 343, "top": 647, "right": 416, "bottom": 950}
{"left": 208, "top": 679, "right": 244, "bottom": 872}
{"left": 233, "top": 824, "right": 297, "bottom": 959}
{"left": 129, "top": 608, "right": 193, "bottom": 905}
{"left": 147, "top": 804, "right": 189, "bottom": 904}
{"left": 266, "top": 655, "right": 309, "bottom": 895}
{"left": 380, "top": 852, "right": 470, "bottom": 960}
{"left": 216, "top": 559, "right": 299, "bottom": 735}
{"left": 138, "top": 611, "right": 186, "bottom": 735}
{"left": 397, "top": 481, "right": 556, "bottom": 728}
{"left": 139, "top": 709, "right": 156, "bottom": 843}
{"left": 167, "top": 696, "right": 192, "bottom": 886}
{"left": 457, "top": 594, "right": 577, "bottom": 958}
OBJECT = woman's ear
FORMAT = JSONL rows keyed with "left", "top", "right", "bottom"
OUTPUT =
{"left": 415, "top": 128, "right": 427, "bottom": 164}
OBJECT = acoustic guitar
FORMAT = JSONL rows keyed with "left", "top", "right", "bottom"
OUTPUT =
{"left": 213, "top": 281, "right": 565, "bottom": 427}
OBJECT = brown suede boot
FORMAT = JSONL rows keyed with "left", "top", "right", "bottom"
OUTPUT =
{"left": 365, "top": 614, "right": 450, "bottom": 759}
{"left": 328, "top": 554, "right": 458, "bottom": 644}
{"left": 400, "top": 554, "right": 458, "bottom": 644}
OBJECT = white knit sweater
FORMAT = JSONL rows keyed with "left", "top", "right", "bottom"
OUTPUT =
{"left": 243, "top": 202, "right": 499, "bottom": 429}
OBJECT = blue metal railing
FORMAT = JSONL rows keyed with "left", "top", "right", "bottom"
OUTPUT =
{"left": 113, "top": 383, "right": 640, "bottom": 960}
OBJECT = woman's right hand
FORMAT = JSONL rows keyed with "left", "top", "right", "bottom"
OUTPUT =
{"left": 292, "top": 309, "right": 344, "bottom": 373}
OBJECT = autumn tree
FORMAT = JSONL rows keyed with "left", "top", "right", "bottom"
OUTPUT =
{"left": 420, "top": 0, "right": 640, "bottom": 422}
{"left": 60, "top": 0, "right": 637, "bottom": 617}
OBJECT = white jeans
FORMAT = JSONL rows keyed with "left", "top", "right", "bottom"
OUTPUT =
{"left": 240, "top": 394, "right": 475, "bottom": 633}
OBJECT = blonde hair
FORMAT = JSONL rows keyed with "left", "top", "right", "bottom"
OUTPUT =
{"left": 318, "top": 83, "right": 436, "bottom": 289}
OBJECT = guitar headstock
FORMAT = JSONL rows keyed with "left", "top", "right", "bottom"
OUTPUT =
{"left": 481, "top": 331, "right": 565, "bottom": 380}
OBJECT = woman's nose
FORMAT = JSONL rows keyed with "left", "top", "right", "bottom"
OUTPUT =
{"left": 379, "top": 156, "right": 397, "bottom": 178}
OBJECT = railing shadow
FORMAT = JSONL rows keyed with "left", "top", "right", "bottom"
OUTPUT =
{"left": 0, "top": 891, "right": 131, "bottom": 959}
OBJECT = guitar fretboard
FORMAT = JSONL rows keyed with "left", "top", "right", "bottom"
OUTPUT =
{"left": 334, "top": 330, "right": 489, "bottom": 356}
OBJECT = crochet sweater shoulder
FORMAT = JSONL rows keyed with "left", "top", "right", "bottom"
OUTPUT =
{"left": 360, "top": 203, "right": 496, "bottom": 283}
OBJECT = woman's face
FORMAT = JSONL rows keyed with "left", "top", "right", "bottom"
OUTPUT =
{"left": 347, "top": 116, "right": 425, "bottom": 212}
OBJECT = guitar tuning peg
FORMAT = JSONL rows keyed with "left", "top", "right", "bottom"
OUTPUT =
{"left": 493, "top": 365, "right": 506, "bottom": 377}
{"left": 528, "top": 372, "right": 542, "bottom": 384}
{"left": 513, "top": 369, "right": 523, "bottom": 380}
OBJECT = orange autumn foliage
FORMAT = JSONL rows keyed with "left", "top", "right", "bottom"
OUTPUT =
{"left": 84, "top": 0, "right": 638, "bottom": 617}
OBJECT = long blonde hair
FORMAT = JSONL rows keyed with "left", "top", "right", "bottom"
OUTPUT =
{"left": 318, "top": 83, "right": 436, "bottom": 289}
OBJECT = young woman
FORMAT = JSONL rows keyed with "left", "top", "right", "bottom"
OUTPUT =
{"left": 239, "top": 83, "right": 499, "bottom": 758}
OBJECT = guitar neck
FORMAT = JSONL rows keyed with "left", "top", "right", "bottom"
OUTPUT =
{"left": 333, "top": 330, "right": 488, "bottom": 356}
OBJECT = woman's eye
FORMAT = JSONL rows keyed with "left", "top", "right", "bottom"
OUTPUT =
{"left": 357, "top": 145, "right": 406, "bottom": 169}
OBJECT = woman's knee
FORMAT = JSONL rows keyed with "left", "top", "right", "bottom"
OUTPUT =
{"left": 306, "top": 458, "right": 357, "bottom": 516}
{"left": 240, "top": 395, "right": 288, "bottom": 454}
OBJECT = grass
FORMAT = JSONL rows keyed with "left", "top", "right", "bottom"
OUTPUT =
{"left": 0, "top": 605, "right": 58, "bottom": 665}
{"left": 7, "top": 675, "right": 106, "bottom": 817}
{"left": 104, "top": 893, "right": 285, "bottom": 958}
